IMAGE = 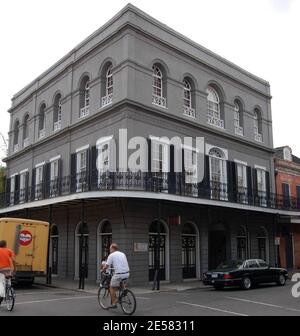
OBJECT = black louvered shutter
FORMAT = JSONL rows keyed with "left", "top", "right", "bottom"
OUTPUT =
{"left": 168, "top": 145, "right": 175, "bottom": 194}
{"left": 147, "top": 139, "right": 152, "bottom": 191}
{"left": 14, "top": 174, "right": 19, "bottom": 204}
{"left": 89, "top": 146, "right": 97, "bottom": 190}
{"left": 181, "top": 148, "right": 185, "bottom": 195}
{"left": 227, "top": 161, "right": 237, "bottom": 202}
{"left": 58, "top": 158, "right": 63, "bottom": 195}
{"left": 44, "top": 163, "right": 51, "bottom": 198}
{"left": 5, "top": 178, "right": 11, "bottom": 206}
{"left": 25, "top": 172, "right": 29, "bottom": 202}
{"left": 265, "top": 171, "right": 270, "bottom": 206}
{"left": 246, "top": 166, "right": 252, "bottom": 204}
{"left": 70, "top": 153, "right": 77, "bottom": 193}
{"left": 198, "top": 155, "right": 210, "bottom": 198}
{"left": 31, "top": 168, "right": 36, "bottom": 201}
{"left": 85, "top": 149, "right": 90, "bottom": 190}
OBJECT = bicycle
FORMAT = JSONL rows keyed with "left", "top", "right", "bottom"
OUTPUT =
{"left": 98, "top": 273, "right": 136, "bottom": 315}
{"left": 0, "top": 274, "right": 16, "bottom": 312}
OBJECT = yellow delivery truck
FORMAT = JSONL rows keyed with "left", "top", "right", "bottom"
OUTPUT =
{"left": 0, "top": 218, "right": 49, "bottom": 284}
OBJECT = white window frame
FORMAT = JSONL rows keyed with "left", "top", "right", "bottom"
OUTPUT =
{"left": 76, "top": 147, "right": 88, "bottom": 192}
{"left": 234, "top": 102, "right": 243, "bottom": 136}
{"left": 254, "top": 110, "right": 262, "bottom": 142}
{"left": 19, "top": 170, "right": 28, "bottom": 203}
{"left": 182, "top": 145, "right": 198, "bottom": 197}
{"left": 35, "top": 162, "right": 45, "bottom": 200}
{"left": 207, "top": 86, "right": 224, "bottom": 129}
{"left": 10, "top": 174, "right": 17, "bottom": 206}
{"left": 96, "top": 136, "right": 114, "bottom": 188}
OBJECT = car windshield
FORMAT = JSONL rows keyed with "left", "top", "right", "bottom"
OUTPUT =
{"left": 216, "top": 260, "right": 244, "bottom": 269}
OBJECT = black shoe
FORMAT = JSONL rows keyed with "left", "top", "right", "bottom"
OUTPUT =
{"left": 110, "top": 304, "right": 117, "bottom": 309}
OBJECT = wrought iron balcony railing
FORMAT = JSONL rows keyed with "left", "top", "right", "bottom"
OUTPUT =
{"left": 1, "top": 171, "right": 300, "bottom": 212}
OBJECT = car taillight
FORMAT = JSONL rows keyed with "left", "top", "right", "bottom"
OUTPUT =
{"left": 224, "top": 273, "right": 233, "bottom": 279}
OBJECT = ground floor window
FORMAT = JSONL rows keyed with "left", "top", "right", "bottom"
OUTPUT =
{"left": 237, "top": 226, "right": 248, "bottom": 260}
{"left": 182, "top": 223, "right": 197, "bottom": 279}
{"left": 97, "top": 220, "right": 112, "bottom": 280}
{"left": 75, "top": 222, "right": 89, "bottom": 279}
{"left": 50, "top": 224, "right": 59, "bottom": 275}
{"left": 257, "top": 226, "right": 269, "bottom": 262}
{"left": 149, "top": 221, "right": 167, "bottom": 281}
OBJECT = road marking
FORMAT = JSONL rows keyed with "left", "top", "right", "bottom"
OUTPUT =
{"left": 225, "top": 297, "right": 300, "bottom": 313}
{"left": 16, "top": 295, "right": 97, "bottom": 305}
{"left": 17, "top": 291, "right": 70, "bottom": 296}
{"left": 177, "top": 301, "right": 248, "bottom": 316}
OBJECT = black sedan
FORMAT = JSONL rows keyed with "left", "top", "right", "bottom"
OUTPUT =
{"left": 203, "top": 259, "right": 288, "bottom": 290}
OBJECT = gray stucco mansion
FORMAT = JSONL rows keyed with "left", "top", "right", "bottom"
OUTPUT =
{"left": 1, "top": 4, "right": 298, "bottom": 285}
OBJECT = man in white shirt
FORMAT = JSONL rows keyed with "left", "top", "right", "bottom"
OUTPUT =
{"left": 103, "top": 243, "right": 130, "bottom": 308}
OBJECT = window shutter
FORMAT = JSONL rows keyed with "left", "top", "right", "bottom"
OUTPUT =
{"left": 147, "top": 138, "right": 152, "bottom": 191}
{"left": 253, "top": 168, "right": 258, "bottom": 194}
{"left": 227, "top": 161, "right": 237, "bottom": 202}
{"left": 246, "top": 166, "right": 252, "bottom": 203}
{"left": 89, "top": 146, "right": 97, "bottom": 190}
{"left": 58, "top": 158, "right": 62, "bottom": 195}
{"left": 265, "top": 171, "right": 270, "bottom": 205}
{"left": 70, "top": 153, "right": 77, "bottom": 193}
{"left": 85, "top": 148, "right": 90, "bottom": 190}
{"left": 31, "top": 168, "right": 36, "bottom": 201}
{"left": 14, "top": 174, "right": 20, "bottom": 204}
{"left": 181, "top": 148, "right": 185, "bottom": 193}
{"left": 168, "top": 145, "right": 175, "bottom": 194}
{"left": 44, "top": 163, "right": 51, "bottom": 198}
{"left": 198, "top": 155, "right": 210, "bottom": 198}
{"left": 25, "top": 172, "right": 29, "bottom": 202}
{"left": 5, "top": 178, "right": 11, "bottom": 206}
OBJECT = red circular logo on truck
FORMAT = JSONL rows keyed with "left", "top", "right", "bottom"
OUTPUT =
{"left": 19, "top": 230, "right": 33, "bottom": 246}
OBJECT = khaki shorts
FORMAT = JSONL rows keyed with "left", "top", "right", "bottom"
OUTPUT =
{"left": 111, "top": 273, "right": 129, "bottom": 287}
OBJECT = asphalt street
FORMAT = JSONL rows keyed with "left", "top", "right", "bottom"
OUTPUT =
{"left": 1, "top": 281, "right": 300, "bottom": 316}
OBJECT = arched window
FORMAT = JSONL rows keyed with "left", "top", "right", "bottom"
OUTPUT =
{"left": 50, "top": 225, "right": 59, "bottom": 275}
{"left": 257, "top": 227, "right": 269, "bottom": 262}
{"left": 53, "top": 94, "right": 62, "bottom": 131}
{"left": 101, "top": 64, "right": 113, "bottom": 107}
{"left": 207, "top": 86, "right": 224, "bottom": 128}
{"left": 254, "top": 108, "right": 262, "bottom": 142}
{"left": 23, "top": 114, "right": 29, "bottom": 147}
{"left": 39, "top": 104, "right": 46, "bottom": 138}
{"left": 79, "top": 76, "right": 90, "bottom": 118}
{"left": 234, "top": 100, "right": 243, "bottom": 136}
{"left": 152, "top": 65, "right": 167, "bottom": 108}
{"left": 75, "top": 222, "right": 89, "bottom": 278}
{"left": 237, "top": 226, "right": 248, "bottom": 260}
{"left": 13, "top": 120, "right": 19, "bottom": 152}
{"left": 183, "top": 79, "right": 195, "bottom": 118}
{"left": 208, "top": 147, "right": 227, "bottom": 200}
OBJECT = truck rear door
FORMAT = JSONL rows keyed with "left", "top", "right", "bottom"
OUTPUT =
{"left": 15, "top": 224, "right": 36, "bottom": 272}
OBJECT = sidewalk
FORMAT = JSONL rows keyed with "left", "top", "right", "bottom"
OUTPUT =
{"left": 34, "top": 277, "right": 207, "bottom": 295}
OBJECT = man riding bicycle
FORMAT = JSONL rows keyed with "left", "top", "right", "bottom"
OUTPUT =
{"left": 103, "top": 243, "right": 130, "bottom": 309}
{"left": 0, "top": 240, "right": 16, "bottom": 304}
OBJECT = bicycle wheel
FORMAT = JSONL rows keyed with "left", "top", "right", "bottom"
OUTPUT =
{"left": 120, "top": 289, "right": 136, "bottom": 315}
{"left": 98, "top": 287, "right": 111, "bottom": 309}
{"left": 6, "top": 287, "right": 15, "bottom": 312}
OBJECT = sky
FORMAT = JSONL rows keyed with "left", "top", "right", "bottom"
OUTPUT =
{"left": 0, "top": 0, "right": 299, "bottom": 162}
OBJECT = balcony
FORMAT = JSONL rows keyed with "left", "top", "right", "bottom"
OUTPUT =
{"left": 152, "top": 94, "right": 167, "bottom": 108}
{"left": 39, "top": 129, "right": 45, "bottom": 139}
{"left": 183, "top": 106, "right": 196, "bottom": 118}
{"left": 1, "top": 171, "right": 299, "bottom": 212}
{"left": 101, "top": 93, "right": 113, "bottom": 108}
{"left": 54, "top": 120, "right": 61, "bottom": 132}
{"left": 255, "top": 132, "right": 262, "bottom": 142}
{"left": 207, "top": 112, "right": 224, "bottom": 129}
{"left": 23, "top": 138, "right": 29, "bottom": 148}
{"left": 13, "top": 144, "right": 19, "bottom": 153}
{"left": 80, "top": 106, "right": 89, "bottom": 118}
{"left": 234, "top": 126, "right": 244, "bottom": 136}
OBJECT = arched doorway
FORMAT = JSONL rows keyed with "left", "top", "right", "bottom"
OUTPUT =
{"left": 97, "top": 220, "right": 112, "bottom": 280}
{"left": 182, "top": 222, "right": 200, "bottom": 279}
{"left": 49, "top": 224, "right": 59, "bottom": 275}
{"left": 148, "top": 220, "right": 169, "bottom": 282}
{"left": 237, "top": 226, "right": 248, "bottom": 260}
{"left": 75, "top": 222, "right": 89, "bottom": 279}
{"left": 257, "top": 226, "right": 269, "bottom": 262}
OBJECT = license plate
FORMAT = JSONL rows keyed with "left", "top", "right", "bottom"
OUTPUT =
{"left": 212, "top": 273, "right": 218, "bottom": 278}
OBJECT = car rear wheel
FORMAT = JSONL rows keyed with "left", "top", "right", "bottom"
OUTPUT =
{"left": 241, "top": 277, "right": 252, "bottom": 290}
{"left": 277, "top": 274, "right": 286, "bottom": 286}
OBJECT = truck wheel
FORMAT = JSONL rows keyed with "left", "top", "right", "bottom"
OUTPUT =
{"left": 241, "top": 277, "right": 252, "bottom": 290}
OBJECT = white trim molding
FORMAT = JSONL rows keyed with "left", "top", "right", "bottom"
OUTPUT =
{"left": 35, "top": 161, "right": 46, "bottom": 168}
{"left": 76, "top": 145, "right": 90, "bottom": 153}
{"left": 254, "top": 165, "right": 266, "bottom": 170}
{"left": 19, "top": 168, "right": 29, "bottom": 175}
{"left": 234, "top": 159, "right": 248, "bottom": 166}
{"left": 96, "top": 135, "right": 113, "bottom": 147}
{"left": 50, "top": 155, "right": 61, "bottom": 162}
